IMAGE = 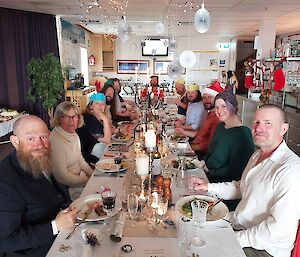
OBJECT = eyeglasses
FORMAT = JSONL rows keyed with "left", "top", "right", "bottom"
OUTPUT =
{"left": 62, "top": 115, "right": 79, "bottom": 121}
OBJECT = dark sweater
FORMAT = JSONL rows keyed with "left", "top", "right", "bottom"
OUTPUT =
{"left": 203, "top": 122, "right": 255, "bottom": 183}
{"left": 76, "top": 113, "right": 104, "bottom": 164}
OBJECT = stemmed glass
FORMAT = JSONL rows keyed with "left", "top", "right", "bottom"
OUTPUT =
{"left": 101, "top": 191, "right": 117, "bottom": 235}
{"left": 191, "top": 199, "right": 208, "bottom": 248}
{"left": 127, "top": 193, "right": 139, "bottom": 228}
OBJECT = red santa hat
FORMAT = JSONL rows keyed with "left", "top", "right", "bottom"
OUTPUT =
{"left": 203, "top": 81, "right": 224, "bottom": 97}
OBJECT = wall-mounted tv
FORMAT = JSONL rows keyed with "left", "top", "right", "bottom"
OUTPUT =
{"left": 142, "top": 38, "right": 168, "bottom": 56}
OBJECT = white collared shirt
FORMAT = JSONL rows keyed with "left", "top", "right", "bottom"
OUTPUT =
{"left": 209, "top": 141, "right": 300, "bottom": 257}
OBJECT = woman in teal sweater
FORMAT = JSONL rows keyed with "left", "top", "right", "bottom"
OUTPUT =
{"left": 202, "top": 93, "right": 255, "bottom": 183}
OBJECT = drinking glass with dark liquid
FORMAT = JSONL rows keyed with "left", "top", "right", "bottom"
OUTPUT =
{"left": 101, "top": 191, "right": 117, "bottom": 235}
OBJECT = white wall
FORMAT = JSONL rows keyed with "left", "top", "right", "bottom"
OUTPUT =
{"left": 99, "top": 34, "right": 233, "bottom": 86}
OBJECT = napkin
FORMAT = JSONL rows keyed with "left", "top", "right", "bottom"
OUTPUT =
{"left": 81, "top": 228, "right": 100, "bottom": 257}
{"left": 91, "top": 143, "right": 107, "bottom": 158}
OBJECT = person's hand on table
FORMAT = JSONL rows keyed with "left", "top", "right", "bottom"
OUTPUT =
{"left": 191, "top": 177, "right": 208, "bottom": 193}
{"left": 176, "top": 127, "right": 185, "bottom": 136}
{"left": 55, "top": 207, "right": 77, "bottom": 232}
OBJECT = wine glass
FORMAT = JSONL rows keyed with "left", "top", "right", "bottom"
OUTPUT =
{"left": 127, "top": 193, "right": 138, "bottom": 228}
{"left": 101, "top": 191, "right": 117, "bottom": 235}
{"left": 191, "top": 199, "right": 208, "bottom": 248}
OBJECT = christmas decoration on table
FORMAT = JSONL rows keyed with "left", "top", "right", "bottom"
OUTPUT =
{"left": 194, "top": 2, "right": 211, "bottom": 34}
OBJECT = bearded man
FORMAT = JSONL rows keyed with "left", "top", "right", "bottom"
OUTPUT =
{"left": 0, "top": 115, "right": 76, "bottom": 257}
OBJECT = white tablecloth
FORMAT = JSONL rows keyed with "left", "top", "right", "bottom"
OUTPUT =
{"left": 0, "top": 113, "right": 27, "bottom": 138}
{"left": 46, "top": 169, "right": 246, "bottom": 257}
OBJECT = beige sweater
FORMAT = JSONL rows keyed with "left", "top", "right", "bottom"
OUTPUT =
{"left": 50, "top": 126, "right": 93, "bottom": 187}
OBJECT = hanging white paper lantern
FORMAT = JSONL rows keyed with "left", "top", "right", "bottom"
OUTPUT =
{"left": 118, "top": 21, "right": 132, "bottom": 42}
{"left": 167, "top": 60, "right": 185, "bottom": 79}
{"left": 179, "top": 50, "right": 196, "bottom": 68}
{"left": 155, "top": 23, "right": 165, "bottom": 34}
{"left": 194, "top": 3, "right": 211, "bottom": 34}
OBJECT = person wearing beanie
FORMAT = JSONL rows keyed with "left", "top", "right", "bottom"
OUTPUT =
{"left": 201, "top": 92, "right": 255, "bottom": 206}
{"left": 174, "top": 79, "right": 188, "bottom": 116}
{"left": 175, "top": 84, "right": 207, "bottom": 131}
{"left": 177, "top": 82, "right": 224, "bottom": 158}
{"left": 76, "top": 93, "right": 112, "bottom": 164}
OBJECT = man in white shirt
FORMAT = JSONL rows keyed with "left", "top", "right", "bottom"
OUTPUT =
{"left": 193, "top": 104, "right": 300, "bottom": 257}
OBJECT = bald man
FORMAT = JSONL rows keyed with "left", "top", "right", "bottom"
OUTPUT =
{"left": 192, "top": 104, "right": 300, "bottom": 257}
{"left": 0, "top": 115, "right": 76, "bottom": 257}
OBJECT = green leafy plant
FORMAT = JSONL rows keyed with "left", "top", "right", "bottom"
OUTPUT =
{"left": 26, "top": 53, "right": 64, "bottom": 118}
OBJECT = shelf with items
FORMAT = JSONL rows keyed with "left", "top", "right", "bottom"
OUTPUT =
{"left": 65, "top": 86, "right": 96, "bottom": 112}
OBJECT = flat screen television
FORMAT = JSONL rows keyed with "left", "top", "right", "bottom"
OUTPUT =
{"left": 142, "top": 39, "right": 168, "bottom": 56}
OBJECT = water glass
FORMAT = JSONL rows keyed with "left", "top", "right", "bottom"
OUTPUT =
{"left": 101, "top": 191, "right": 117, "bottom": 235}
{"left": 178, "top": 217, "right": 191, "bottom": 255}
{"left": 191, "top": 199, "right": 208, "bottom": 248}
{"left": 127, "top": 193, "right": 139, "bottom": 227}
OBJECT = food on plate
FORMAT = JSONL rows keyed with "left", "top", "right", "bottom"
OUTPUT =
{"left": 171, "top": 159, "right": 197, "bottom": 170}
{"left": 95, "top": 205, "right": 106, "bottom": 217}
{"left": 181, "top": 199, "right": 214, "bottom": 217}
{"left": 87, "top": 202, "right": 101, "bottom": 210}
{"left": 114, "top": 132, "right": 132, "bottom": 140}
{"left": 99, "top": 162, "right": 114, "bottom": 170}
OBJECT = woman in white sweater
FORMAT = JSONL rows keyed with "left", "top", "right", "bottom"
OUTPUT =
{"left": 50, "top": 101, "right": 93, "bottom": 199}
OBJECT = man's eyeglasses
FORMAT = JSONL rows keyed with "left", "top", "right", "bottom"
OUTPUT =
{"left": 62, "top": 115, "right": 79, "bottom": 121}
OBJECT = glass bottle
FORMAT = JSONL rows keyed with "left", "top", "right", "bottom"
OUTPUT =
{"left": 175, "top": 157, "right": 187, "bottom": 188}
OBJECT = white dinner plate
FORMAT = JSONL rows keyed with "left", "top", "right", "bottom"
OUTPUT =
{"left": 112, "top": 133, "right": 133, "bottom": 142}
{"left": 95, "top": 159, "right": 118, "bottom": 173}
{"left": 171, "top": 135, "right": 189, "bottom": 143}
{"left": 175, "top": 195, "right": 229, "bottom": 222}
{"left": 70, "top": 194, "right": 122, "bottom": 221}
{"left": 163, "top": 157, "right": 198, "bottom": 173}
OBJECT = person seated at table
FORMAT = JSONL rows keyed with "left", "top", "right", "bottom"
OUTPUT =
{"left": 100, "top": 81, "right": 133, "bottom": 126}
{"left": 0, "top": 115, "right": 76, "bottom": 257}
{"left": 140, "top": 75, "right": 165, "bottom": 104}
{"left": 76, "top": 93, "right": 112, "bottom": 165}
{"left": 193, "top": 104, "right": 300, "bottom": 257}
{"left": 112, "top": 78, "right": 135, "bottom": 109}
{"left": 175, "top": 84, "right": 207, "bottom": 132}
{"left": 201, "top": 92, "right": 255, "bottom": 183}
{"left": 176, "top": 82, "right": 223, "bottom": 158}
{"left": 50, "top": 101, "right": 94, "bottom": 200}
{"left": 174, "top": 79, "right": 188, "bottom": 116}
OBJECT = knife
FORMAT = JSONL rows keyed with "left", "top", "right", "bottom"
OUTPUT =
{"left": 65, "top": 210, "right": 90, "bottom": 240}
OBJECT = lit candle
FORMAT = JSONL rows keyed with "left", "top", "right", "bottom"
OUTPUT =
{"left": 151, "top": 192, "right": 159, "bottom": 209}
{"left": 145, "top": 129, "right": 156, "bottom": 149}
{"left": 135, "top": 66, "right": 138, "bottom": 83}
{"left": 136, "top": 153, "right": 149, "bottom": 176}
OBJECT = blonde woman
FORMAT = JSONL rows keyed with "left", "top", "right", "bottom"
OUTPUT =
{"left": 50, "top": 101, "right": 93, "bottom": 200}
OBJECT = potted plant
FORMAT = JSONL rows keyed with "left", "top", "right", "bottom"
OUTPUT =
{"left": 26, "top": 53, "right": 64, "bottom": 119}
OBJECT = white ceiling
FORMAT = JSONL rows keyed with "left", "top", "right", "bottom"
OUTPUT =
{"left": 0, "top": 0, "right": 300, "bottom": 38}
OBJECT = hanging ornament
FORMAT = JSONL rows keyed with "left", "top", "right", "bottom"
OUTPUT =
{"left": 117, "top": 17, "right": 132, "bottom": 42}
{"left": 179, "top": 50, "right": 196, "bottom": 68}
{"left": 163, "top": 39, "right": 169, "bottom": 47}
{"left": 155, "top": 23, "right": 165, "bottom": 34}
{"left": 194, "top": 2, "right": 211, "bottom": 34}
{"left": 141, "top": 40, "right": 146, "bottom": 47}
{"left": 151, "top": 49, "right": 157, "bottom": 55}
{"left": 167, "top": 60, "right": 185, "bottom": 79}
{"left": 169, "top": 38, "right": 177, "bottom": 49}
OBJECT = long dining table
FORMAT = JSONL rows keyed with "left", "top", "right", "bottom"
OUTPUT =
{"left": 46, "top": 136, "right": 246, "bottom": 257}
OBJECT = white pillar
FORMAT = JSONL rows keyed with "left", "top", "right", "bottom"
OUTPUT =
{"left": 256, "top": 19, "right": 276, "bottom": 59}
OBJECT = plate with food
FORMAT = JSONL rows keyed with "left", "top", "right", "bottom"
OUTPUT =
{"left": 112, "top": 132, "right": 133, "bottom": 142}
{"left": 169, "top": 158, "right": 198, "bottom": 172}
{"left": 171, "top": 134, "right": 189, "bottom": 143}
{"left": 175, "top": 195, "right": 228, "bottom": 222}
{"left": 70, "top": 194, "right": 122, "bottom": 221}
{"left": 95, "top": 159, "right": 119, "bottom": 173}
